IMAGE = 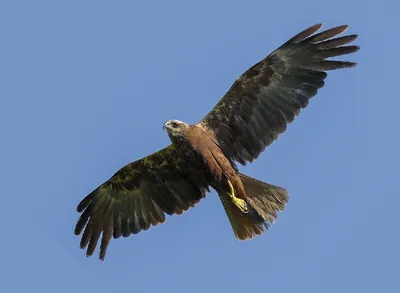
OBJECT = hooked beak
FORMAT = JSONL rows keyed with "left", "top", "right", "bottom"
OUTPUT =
{"left": 163, "top": 121, "right": 168, "bottom": 130}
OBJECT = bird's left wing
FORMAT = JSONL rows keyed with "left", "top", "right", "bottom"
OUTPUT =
{"left": 200, "top": 24, "right": 359, "bottom": 165}
{"left": 74, "top": 144, "right": 209, "bottom": 260}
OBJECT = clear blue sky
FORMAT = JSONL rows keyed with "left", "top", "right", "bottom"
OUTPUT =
{"left": 1, "top": 1, "right": 399, "bottom": 292}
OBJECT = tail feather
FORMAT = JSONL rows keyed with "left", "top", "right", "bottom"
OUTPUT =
{"left": 220, "top": 173, "right": 289, "bottom": 240}
{"left": 220, "top": 195, "right": 265, "bottom": 240}
{"left": 239, "top": 173, "right": 288, "bottom": 225}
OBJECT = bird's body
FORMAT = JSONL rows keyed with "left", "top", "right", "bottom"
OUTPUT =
{"left": 165, "top": 121, "right": 243, "bottom": 199}
{"left": 74, "top": 23, "right": 360, "bottom": 260}
{"left": 164, "top": 121, "right": 251, "bottom": 216}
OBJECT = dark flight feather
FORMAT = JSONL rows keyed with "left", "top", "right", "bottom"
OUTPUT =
{"left": 201, "top": 24, "right": 359, "bottom": 165}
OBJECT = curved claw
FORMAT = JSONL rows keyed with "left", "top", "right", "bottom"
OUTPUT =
{"left": 227, "top": 180, "right": 249, "bottom": 214}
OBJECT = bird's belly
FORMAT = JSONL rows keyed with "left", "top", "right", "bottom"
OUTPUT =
{"left": 173, "top": 136, "right": 235, "bottom": 188}
{"left": 184, "top": 149, "right": 215, "bottom": 180}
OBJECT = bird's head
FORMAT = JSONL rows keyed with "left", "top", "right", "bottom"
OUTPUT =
{"left": 163, "top": 120, "right": 188, "bottom": 138}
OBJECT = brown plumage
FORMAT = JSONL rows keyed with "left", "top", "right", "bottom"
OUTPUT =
{"left": 74, "top": 23, "right": 359, "bottom": 260}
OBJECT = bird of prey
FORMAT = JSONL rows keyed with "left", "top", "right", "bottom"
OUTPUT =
{"left": 74, "top": 23, "right": 359, "bottom": 260}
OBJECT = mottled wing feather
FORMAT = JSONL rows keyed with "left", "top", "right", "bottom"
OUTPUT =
{"left": 201, "top": 24, "right": 359, "bottom": 165}
{"left": 74, "top": 144, "right": 209, "bottom": 260}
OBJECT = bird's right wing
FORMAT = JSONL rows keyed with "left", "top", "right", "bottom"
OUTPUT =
{"left": 201, "top": 24, "right": 359, "bottom": 165}
{"left": 74, "top": 144, "right": 210, "bottom": 260}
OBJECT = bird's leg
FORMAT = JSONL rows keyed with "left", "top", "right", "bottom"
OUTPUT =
{"left": 227, "top": 180, "right": 249, "bottom": 213}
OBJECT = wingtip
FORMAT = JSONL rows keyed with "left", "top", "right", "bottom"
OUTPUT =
{"left": 76, "top": 198, "right": 90, "bottom": 213}
{"left": 335, "top": 24, "right": 350, "bottom": 37}
{"left": 336, "top": 24, "right": 349, "bottom": 32}
{"left": 347, "top": 34, "right": 359, "bottom": 42}
{"left": 74, "top": 228, "right": 81, "bottom": 236}
{"left": 309, "top": 23, "right": 323, "bottom": 32}
{"left": 315, "top": 23, "right": 323, "bottom": 29}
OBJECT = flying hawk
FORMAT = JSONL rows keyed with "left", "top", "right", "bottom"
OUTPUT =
{"left": 74, "top": 23, "right": 359, "bottom": 260}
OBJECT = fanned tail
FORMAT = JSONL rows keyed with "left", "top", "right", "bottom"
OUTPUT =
{"left": 220, "top": 173, "right": 288, "bottom": 240}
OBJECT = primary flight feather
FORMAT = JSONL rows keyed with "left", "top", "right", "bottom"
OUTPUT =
{"left": 74, "top": 23, "right": 359, "bottom": 260}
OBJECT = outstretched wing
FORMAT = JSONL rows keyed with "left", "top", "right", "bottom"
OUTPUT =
{"left": 201, "top": 24, "right": 359, "bottom": 165}
{"left": 74, "top": 144, "right": 209, "bottom": 260}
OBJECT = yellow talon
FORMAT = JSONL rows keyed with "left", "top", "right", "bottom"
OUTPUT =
{"left": 227, "top": 180, "right": 249, "bottom": 213}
